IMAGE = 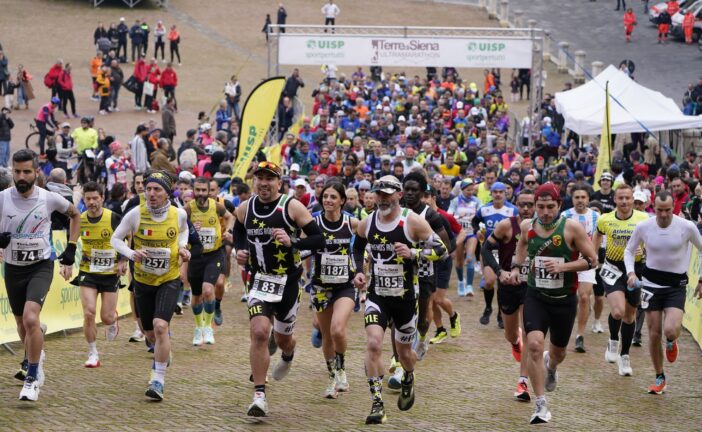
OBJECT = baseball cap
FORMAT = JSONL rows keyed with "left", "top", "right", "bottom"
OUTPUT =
{"left": 294, "top": 178, "right": 307, "bottom": 188}
{"left": 398, "top": 115, "right": 407, "bottom": 122}
{"left": 535, "top": 183, "right": 562, "bottom": 202}
{"left": 60, "top": 122, "right": 71, "bottom": 129}
{"left": 179, "top": 170, "right": 195, "bottom": 182}
{"left": 633, "top": 190, "right": 647, "bottom": 202}
{"left": 358, "top": 180, "right": 372, "bottom": 191}
{"left": 460, "top": 179, "right": 474, "bottom": 189}
{"left": 372, "top": 175, "right": 402, "bottom": 194}
{"left": 490, "top": 182, "right": 506, "bottom": 192}
{"left": 290, "top": 163, "right": 300, "bottom": 172}
{"left": 315, "top": 174, "right": 328, "bottom": 185}
{"left": 381, "top": 154, "right": 392, "bottom": 162}
{"left": 253, "top": 161, "right": 283, "bottom": 178}
{"left": 599, "top": 172, "right": 614, "bottom": 182}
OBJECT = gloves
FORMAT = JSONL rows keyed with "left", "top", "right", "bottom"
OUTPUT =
{"left": 58, "top": 242, "right": 77, "bottom": 266}
{"left": 0, "top": 232, "right": 10, "bottom": 249}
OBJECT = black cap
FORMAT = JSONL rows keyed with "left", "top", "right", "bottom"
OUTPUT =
{"left": 187, "top": 129, "right": 197, "bottom": 138}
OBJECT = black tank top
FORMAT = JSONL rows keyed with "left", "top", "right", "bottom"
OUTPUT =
{"left": 498, "top": 217, "right": 521, "bottom": 272}
{"left": 313, "top": 213, "right": 354, "bottom": 287}
{"left": 244, "top": 195, "right": 300, "bottom": 275}
{"left": 366, "top": 208, "right": 417, "bottom": 300}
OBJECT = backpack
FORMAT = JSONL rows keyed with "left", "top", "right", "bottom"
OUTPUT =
{"left": 43, "top": 72, "right": 54, "bottom": 88}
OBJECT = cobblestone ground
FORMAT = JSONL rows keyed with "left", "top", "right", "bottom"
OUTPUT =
{"left": 1, "top": 271, "right": 701, "bottom": 431}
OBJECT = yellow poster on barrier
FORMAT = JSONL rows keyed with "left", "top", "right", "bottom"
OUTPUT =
{"left": 683, "top": 249, "right": 702, "bottom": 349}
{"left": 232, "top": 76, "right": 286, "bottom": 180}
{"left": 0, "top": 231, "right": 132, "bottom": 345}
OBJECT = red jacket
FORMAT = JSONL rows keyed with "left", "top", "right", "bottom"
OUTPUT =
{"left": 134, "top": 60, "right": 147, "bottom": 83}
{"left": 160, "top": 68, "right": 178, "bottom": 87}
{"left": 673, "top": 191, "right": 689, "bottom": 215}
{"left": 146, "top": 65, "right": 161, "bottom": 87}
{"left": 44, "top": 64, "right": 62, "bottom": 88}
{"left": 58, "top": 70, "right": 73, "bottom": 91}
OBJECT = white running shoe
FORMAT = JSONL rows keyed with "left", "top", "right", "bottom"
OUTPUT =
{"left": 388, "top": 367, "right": 403, "bottom": 391}
{"left": 19, "top": 377, "right": 40, "bottom": 401}
{"left": 529, "top": 399, "right": 551, "bottom": 424}
{"left": 272, "top": 358, "right": 293, "bottom": 381}
{"left": 605, "top": 339, "right": 620, "bottom": 363}
{"left": 129, "top": 328, "right": 145, "bottom": 342}
{"left": 544, "top": 351, "right": 558, "bottom": 392}
{"left": 203, "top": 326, "right": 215, "bottom": 345}
{"left": 192, "top": 327, "right": 204, "bottom": 346}
{"left": 84, "top": 352, "right": 100, "bottom": 368}
{"left": 592, "top": 320, "right": 604, "bottom": 334}
{"left": 618, "top": 354, "right": 633, "bottom": 376}
{"left": 335, "top": 369, "right": 350, "bottom": 392}
{"left": 247, "top": 391, "right": 268, "bottom": 417}
{"left": 37, "top": 350, "right": 46, "bottom": 387}
{"left": 415, "top": 338, "right": 429, "bottom": 361}
{"left": 106, "top": 320, "right": 119, "bottom": 342}
{"left": 324, "top": 375, "right": 338, "bottom": 399}
{"left": 465, "top": 285, "right": 475, "bottom": 297}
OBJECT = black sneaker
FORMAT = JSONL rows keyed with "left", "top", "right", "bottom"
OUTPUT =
{"left": 497, "top": 312, "right": 504, "bottom": 329}
{"left": 14, "top": 359, "right": 28, "bottom": 381}
{"left": 174, "top": 303, "right": 183, "bottom": 316}
{"left": 574, "top": 335, "right": 586, "bottom": 353}
{"left": 268, "top": 329, "right": 278, "bottom": 356}
{"left": 397, "top": 377, "right": 415, "bottom": 411}
{"left": 632, "top": 334, "right": 642, "bottom": 347}
{"left": 479, "top": 308, "right": 492, "bottom": 325}
{"left": 365, "top": 401, "right": 387, "bottom": 424}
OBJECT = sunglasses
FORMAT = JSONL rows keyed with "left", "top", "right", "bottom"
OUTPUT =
{"left": 518, "top": 202, "right": 534, "bottom": 208}
{"left": 256, "top": 161, "right": 282, "bottom": 175}
{"left": 373, "top": 181, "right": 402, "bottom": 192}
{"left": 525, "top": 181, "right": 536, "bottom": 185}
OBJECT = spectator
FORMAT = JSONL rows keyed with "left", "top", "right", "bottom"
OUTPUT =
{"left": 96, "top": 65, "right": 111, "bottom": 115}
{"left": 177, "top": 129, "right": 203, "bottom": 163}
{"left": 153, "top": 21, "right": 167, "bottom": 62}
{"left": 161, "top": 97, "right": 177, "bottom": 141}
{"left": 277, "top": 96, "right": 294, "bottom": 139}
{"left": 0, "top": 107, "right": 13, "bottom": 167}
{"left": 141, "top": 19, "right": 151, "bottom": 57}
{"left": 160, "top": 62, "right": 178, "bottom": 107}
{"left": 89, "top": 51, "right": 103, "bottom": 100}
{"left": 657, "top": 9, "right": 671, "bottom": 43}
{"left": 105, "top": 141, "right": 133, "bottom": 192}
{"left": 109, "top": 59, "right": 123, "bottom": 112}
{"left": 321, "top": 0, "right": 340, "bottom": 32}
{"left": 167, "top": 25, "right": 181, "bottom": 65}
{"left": 671, "top": 177, "right": 689, "bottom": 215}
{"left": 130, "top": 124, "right": 150, "bottom": 172}
{"left": 0, "top": 51, "right": 8, "bottom": 109}
{"left": 44, "top": 59, "right": 63, "bottom": 98}
{"left": 277, "top": 3, "right": 288, "bottom": 33}
{"left": 224, "top": 75, "right": 242, "bottom": 121}
{"left": 130, "top": 19, "right": 145, "bottom": 62}
{"left": 262, "top": 14, "right": 272, "bottom": 41}
{"left": 683, "top": 9, "right": 695, "bottom": 44}
{"left": 133, "top": 55, "right": 147, "bottom": 109}
{"left": 71, "top": 116, "right": 99, "bottom": 156}
{"left": 93, "top": 22, "right": 108, "bottom": 45}
{"left": 14, "top": 64, "right": 34, "bottom": 110}
{"left": 46, "top": 168, "right": 73, "bottom": 230}
{"left": 150, "top": 137, "right": 175, "bottom": 174}
{"left": 144, "top": 58, "right": 161, "bottom": 113}
{"left": 117, "top": 17, "right": 129, "bottom": 60}
{"left": 35, "top": 96, "right": 60, "bottom": 155}
{"left": 283, "top": 68, "right": 304, "bottom": 98}
{"left": 54, "top": 122, "right": 75, "bottom": 174}
{"left": 57, "top": 63, "right": 76, "bottom": 118}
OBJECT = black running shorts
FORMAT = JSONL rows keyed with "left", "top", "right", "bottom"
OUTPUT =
{"left": 134, "top": 278, "right": 180, "bottom": 331}
{"left": 419, "top": 275, "right": 436, "bottom": 299}
{"left": 593, "top": 270, "right": 605, "bottom": 297}
{"left": 498, "top": 282, "right": 527, "bottom": 315}
{"left": 72, "top": 271, "right": 120, "bottom": 293}
{"left": 523, "top": 289, "right": 577, "bottom": 348}
{"left": 4, "top": 259, "right": 54, "bottom": 316}
{"left": 311, "top": 284, "right": 356, "bottom": 312}
{"left": 435, "top": 257, "right": 452, "bottom": 289}
{"left": 364, "top": 291, "right": 418, "bottom": 344}
{"left": 188, "top": 249, "right": 225, "bottom": 296}
{"left": 247, "top": 266, "right": 302, "bottom": 336}
{"left": 640, "top": 286, "right": 686, "bottom": 312}
{"left": 602, "top": 261, "right": 643, "bottom": 307}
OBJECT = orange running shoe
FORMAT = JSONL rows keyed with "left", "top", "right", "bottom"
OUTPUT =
{"left": 648, "top": 376, "right": 666, "bottom": 395}
{"left": 511, "top": 328, "right": 523, "bottom": 363}
{"left": 665, "top": 340, "right": 678, "bottom": 363}
{"left": 514, "top": 381, "right": 530, "bottom": 402}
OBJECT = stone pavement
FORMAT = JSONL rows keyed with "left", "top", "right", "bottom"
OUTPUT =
{"left": 1, "top": 272, "right": 701, "bottom": 431}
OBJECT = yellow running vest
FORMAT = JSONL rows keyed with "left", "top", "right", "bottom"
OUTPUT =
{"left": 79, "top": 209, "right": 117, "bottom": 275}
{"left": 189, "top": 198, "right": 222, "bottom": 253}
{"left": 133, "top": 203, "right": 180, "bottom": 285}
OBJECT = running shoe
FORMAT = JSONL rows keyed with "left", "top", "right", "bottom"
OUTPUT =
{"left": 497, "top": 312, "right": 504, "bottom": 329}
{"left": 544, "top": 351, "right": 558, "bottom": 392}
{"left": 388, "top": 356, "right": 399, "bottom": 374}
{"left": 397, "top": 375, "right": 415, "bottom": 411}
{"left": 268, "top": 330, "right": 278, "bottom": 356}
{"left": 360, "top": 291, "right": 367, "bottom": 303}
{"left": 129, "top": 328, "right": 145, "bottom": 342}
{"left": 353, "top": 294, "right": 361, "bottom": 312}
{"left": 14, "top": 358, "right": 28, "bottom": 381}
{"left": 203, "top": 326, "right": 215, "bottom": 345}
{"left": 450, "top": 312, "right": 462, "bottom": 338}
{"left": 324, "top": 375, "right": 338, "bottom": 399}
{"left": 574, "top": 335, "right": 586, "bottom": 353}
{"left": 429, "top": 328, "right": 448, "bottom": 344}
{"left": 214, "top": 309, "right": 223, "bottom": 326}
{"left": 648, "top": 376, "right": 667, "bottom": 395}
{"left": 388, "top": 367, "right": 403, "bottom": 391}
{"left": 479, "top": 307, "right": 492, "bottom": 325}
{"left": 19, "top": 376, "right": 40, "bottom": 402}
{"left": 514, "top": 381, "right": 530, "bottom": 402}
{"left": 311, "top": 327, "right": 322, "bottom": 348}
{"left": 84, "top": 352, "right": 100, "bottom": 368}
{"left": 529, "top": 399, "right": 551, "bottom": 424}
{"left": 37, "top": 350, "right": 46, "bottom": 387}
{"left": 365, "top": 401, "right": 386, "bottom": 424}
{"left": 465, "top": 284, "right": 475, "bottom": 297}
{"left": 182, "top": 292, "right": 191, "bottom": 307}
{"left": 512, "top": 329, "right": 523, "bottom": 362}
{"left": 591, "top": 320, "right": 604, "bottom": 334}
{"left": 632, "top": 334, "right": 642, "bottom": 347}
{"left": 272, "top": 358, "right": 293, "bottom": 381}
{"left": 618, "top": 354, "right": 633, "bottom": 376}
{"left": 335, "top": 369, "right": 349, "bottom": 392}
{"left": 192, "top": 327, "right": 204, "bottom": 346}
{"left": 174, "top": 303, "right": 183, "bottom": 316}
{"left": 415, "top": 338, "right": 429, "bottom": 361}
{"left": 457, "top": 280, "right": 465, "bottom": 297}
{"left": 605, "top": 339, "right": 620, "bottom": 363}
{"left": 145, "top": 380, "right": 164, "bottom": 401}
{"left": 240, "top": 293, "right": 248, "bottom": 303}
{"left": 106, "top": 320, "right": 120, "bottom": 342}
{"left": 247, "top": 391, "right": 268, "bottom": 417}
{"left": 665, "top": 340, "right": 678, "bottom": 363}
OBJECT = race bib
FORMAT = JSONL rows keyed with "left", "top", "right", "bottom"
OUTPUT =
{"left": 198, "top": 227, "right": 216, "bottom": 250}
{"left": 534, "top": 256, "right": 564, "bottom": 289}
{"left": 141, "top": 247, "right": 171, "bottom": 276}
{"left": 10, "top": 238, "right": 42, "bottom": 264}
{"left": 640, "top": 288, "right": 654, "bottom": 310}
{"left": 90, "top": 249, "right": 115, "bottom": 273}
{"left": 374, "top": 263, "right": 405, "bottom": 296}
{"left": 599, "top": 261, "right": 623, "bottom": 286}
{"left": 250, "top": 273, "right": 287, "bottom": 303}
{"left": 320, "top": 253, "right": 349, "bottom": 284}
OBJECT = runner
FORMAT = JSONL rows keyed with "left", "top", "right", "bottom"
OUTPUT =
{"left": 74, "top": 181, "right": 125, "bottom": 368}
{"left": 473, "top": 181, "right": 518, "bottom": 327}
{"left": 111, "top": 171, "right": 191, "bottom": 401}
{"left": 481, "top": 188, "right": 535, "bottom": 402}
{"left": 233, "top": 161, "right": 324, "bottom": 417}
{"left": 352, "top": 175, "right": 448, "bottom": 424}
{"left": 209, "top": 179, "right": 236, "bottom": 326}
{"left": 0, "top": 149, "right": 81, "bottom": 401}
{"left": 510, "top": 183, "right": 598, "bottom": 424}
{"left": 401, "top": 172, "right": 450, "bottom": 361}
{"left": 561, "top": 185, "right": 599, "bottom": 353}
{"left": 308, "top": 181, "right": 359, "bottom": 399}
{"left": 186, "top": 177, "right": 234, "bottom": 346}
{"left": 593, "top": 184, "right": 649, "bottom": 377}
{"left": 588, "top": 200, "right": 607, "bottom": 334}
{"left": 624, "top": 191, "right": 702, "bottom": 394}
{"left": 448, "top": 179, "right": 481, "bottom": 297}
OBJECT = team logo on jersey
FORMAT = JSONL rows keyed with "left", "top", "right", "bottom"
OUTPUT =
{"left": 208, "top": 217, "right": 216, "bottom": 225}
{"left": 553, "top": 235, "right": 562, "bottom": 247}
{"left": 167, "top": 228, "right": 177, "bottom": 239}
{"left": 101, "top": 229, "right": 111, "bottom": 239}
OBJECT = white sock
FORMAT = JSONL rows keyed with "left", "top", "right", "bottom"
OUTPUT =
{"left": 88, "top": 342, "right": 98, "bottom": 355}
{"left": 153, "top": 361, "right": 167, "bottom": 384}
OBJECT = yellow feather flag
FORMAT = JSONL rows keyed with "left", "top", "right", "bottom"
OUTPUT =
{"left": 232, "top": 77, "right": 286, "bottom": 180}
{"left": 265, "top": 115, "right": 304, "bottom": 166}
{"left": 593, "top": 82, "right": 612, "bottom": 192}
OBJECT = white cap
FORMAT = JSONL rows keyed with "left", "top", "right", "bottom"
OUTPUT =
{"left": 398, "top": 115, "right": 406, "bottom": 122}
{"left": 120, "top": 17, "right": 125, "bottom": 21}
{"left": 633, "top": 190, "right": 647, "bottom": 202}
{"left": 179, "top": 171, "right": 195, "bottom": 182}
{"left": 290, "top": 163, "right": 300, "bottom": 172}
{"left": 294, "top": 178, "right": 307, "bottom": 188}
{"left": 456, "top": 101, "right": 464, "bottom": 109}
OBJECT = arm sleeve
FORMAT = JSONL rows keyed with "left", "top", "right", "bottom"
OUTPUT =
{"left": 471, "top": 208, "right": 483, "bottom": 234}
{"left": 352, "top": 234, "right": 367, "bottom": 274}
{"left": 624, "top": 225, "right": 641, "bottom": 275}
{"left": 111, "top": 208, "right": 139, "bottom": 260}
{"left": 177, "top": 209, "right": 188, "bottom": 248}
{"left": 481, "top": 235, "right": 502, "bottom": 275}
{"left": 233, "top": 217, "right": 247, "bottom": 250}
{"left": 294, "top": 220, "right": 325, "bottom": 251}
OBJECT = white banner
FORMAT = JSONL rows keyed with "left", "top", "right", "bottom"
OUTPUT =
{"left": 278, "top": 35, "right": 533, "bottom": 68}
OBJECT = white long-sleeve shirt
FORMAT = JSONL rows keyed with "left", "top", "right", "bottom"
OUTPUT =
{"left": 321, "top": 3, "right": 340, "bottom": 18}
{"left": 130, "top": 135, "right": 149, "bottom": 173}
{"left": 110, "top": 205, "right": 188, "bottom": 261}
{"left": 624, "top": 215, "right": 702, "bottom": 288}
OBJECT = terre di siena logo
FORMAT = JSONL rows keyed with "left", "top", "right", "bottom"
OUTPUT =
{"left": 467, "top": 41, "right": 507, "bottom": 52}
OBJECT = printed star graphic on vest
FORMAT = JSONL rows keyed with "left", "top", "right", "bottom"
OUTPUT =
{"left": 252, "top": 218, "right": 259, "bottom": 225}
{"left": 273, "top": 239, "right": 282, "bottom": 247}
{"left": 258, "top": 221, "right": 266, "bottom": 229}
{"left": 394, "top": 256, "right": 404, "bottom": 264}
{"left": 373, "top": 233, "right": 380, "bottom": 240}
{"left": 340, "top": 247, "right": 348, "bottom": 255}
{"left": 274, "top": 250, "right": 287, "bottom": 262}
{"left": 380, "top": 236, "right": 388, "bottom": 244}
{"left": 274, "top": 264, "right": 288, "bottom": 275}
{"left": 327, "top": 234, "right": 335, "bottom": 241}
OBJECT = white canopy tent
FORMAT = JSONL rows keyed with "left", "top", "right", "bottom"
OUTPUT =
{"left": 555, "top": 65, "right": 702, "bottom": 136}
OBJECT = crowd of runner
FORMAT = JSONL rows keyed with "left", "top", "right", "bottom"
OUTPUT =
{"left": 1, "top": 64, "right": 702, "bottom": 426}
